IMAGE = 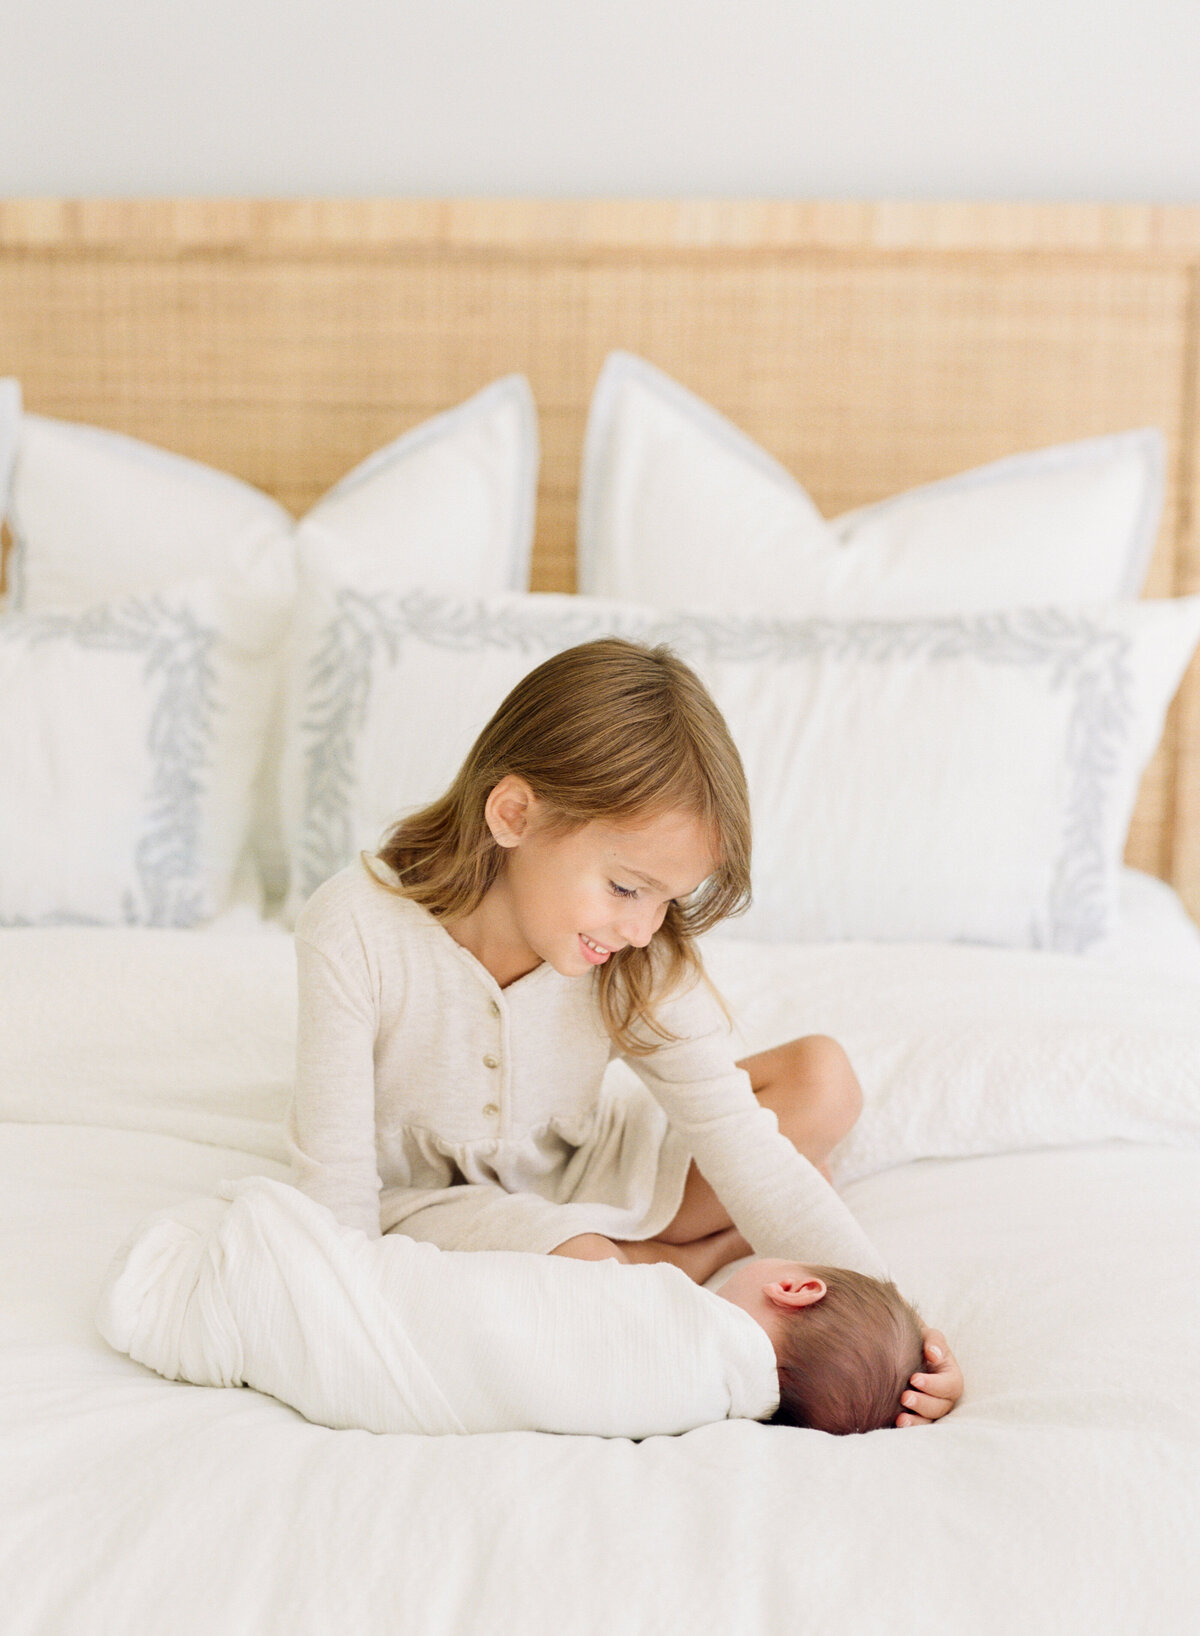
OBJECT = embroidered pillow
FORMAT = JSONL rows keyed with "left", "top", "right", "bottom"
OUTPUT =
{"left": 280, "top": 587, "right": 1200, "bottom": 948}
{"left": 0, "top": 582, "right": 277, "bottom": 926}
{"left": 1, "top": 375, "right": 539, "bottom": 907}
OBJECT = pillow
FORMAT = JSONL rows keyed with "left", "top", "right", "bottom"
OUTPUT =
{"left": 0, "top": 581, "right": 279, "bottom": 927}
{"left": 277, "top": 382, "right": 540, "bottom": 906}
{"left": 0, "top": 378, "right": 19, "bottom": 592}
{"left": 1, "top": 376, "right": 540, "bottom": 906}
{"left": 280, "top": 586, "right": 1200, "bottom": 949}
{"left": 577, "top": 351, "right": 1166, "bottom": 617}
{"left": 693, "top": 934, "right": 1200, "bottom": 1187}
{"left": 1, "top": 384, "right": 295, "bottom": 616}
{"left": 2, "top": 373, "right": 537, "bottom": 611}
{"left": 296, "top": 373, "right": 538, "bottom": 598}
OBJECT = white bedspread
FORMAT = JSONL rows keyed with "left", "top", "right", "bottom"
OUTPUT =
{"left": 3, "top": 870, "right": 1200, "bottom": 1635}
{"left": 5, "top": 869, "right": 1199, "bottom": 1187}
{"left": 2, "top": 1128, "right": 1197, "bottom": 1636}
{"left": 95, "top": 1175, "right": 778, "bottom": 1437}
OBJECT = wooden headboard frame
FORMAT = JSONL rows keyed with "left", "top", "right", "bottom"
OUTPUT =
{"left": 2, "top": 198, "right": 1198, "bottom": 922}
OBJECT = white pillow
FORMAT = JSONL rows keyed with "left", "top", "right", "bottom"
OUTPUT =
{"left": 0, "top": 378, "right": 19, "bottom": 589}
{"left": 296, "top": 374, "right": 538, "bottom": 598}
{"left": 2, "top": 386, "right": 295, "bottom": 616}
{"left": 277, "top": 381, "right": 541, "bottom": 909}
{"left": 578, "top": 351, "right": 1166, "bottom": 617}
{"left": 0, "top": 384, "right": 299, "bottom": 913}
{"left": 3, "top": 373, "right": 537, "bottom": 612}
{"left": 280, "top": 587, "right": 1200, "bottom": 949}
{"left": 694, "top": 935, "right": 1200, "bottom": 1187}
{"left": 0, "top": 581, "right": 279, "bottom": 927}
{"left": 1, "top": 376, "right": 540, "bottom": 907}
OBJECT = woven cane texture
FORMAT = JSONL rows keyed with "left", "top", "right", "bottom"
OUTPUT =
{"left": 1, "top": 199, "right": 1197, "bottom": 919}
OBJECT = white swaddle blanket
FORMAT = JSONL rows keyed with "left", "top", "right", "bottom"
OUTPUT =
{"left": 96, "top": 1177, "right": 781, "bottom": 1438}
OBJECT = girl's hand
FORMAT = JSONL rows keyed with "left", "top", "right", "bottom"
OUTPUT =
{"left": 896, "top": 1328, "right": 963, "bottom": 1427}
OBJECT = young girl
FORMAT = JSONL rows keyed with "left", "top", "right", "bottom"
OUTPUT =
{"left": 287, "top": 638, "right": 962, "bottom": 1428}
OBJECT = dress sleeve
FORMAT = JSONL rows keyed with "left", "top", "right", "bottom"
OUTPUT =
{"left": 287, "top": 934, "right": 384, "bottom": 1239}
{"left": 622, "top": 967, "right": 890, "bottom": 1280}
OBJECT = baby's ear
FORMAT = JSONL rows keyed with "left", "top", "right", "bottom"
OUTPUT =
{"left": 766, "top": 1276, "right": 827, "bottom": 1311}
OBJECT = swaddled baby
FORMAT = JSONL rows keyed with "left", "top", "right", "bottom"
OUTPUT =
{"left": 97, "top": 1177, "right": 923, "bottom": 1439}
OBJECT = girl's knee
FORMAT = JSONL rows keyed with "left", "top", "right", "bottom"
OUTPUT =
{"left": 548, "top": 1233, "right": 626, "bottom": 1262}
{"left": 787, "top": 1035, "right": 863, "bottom": 1134}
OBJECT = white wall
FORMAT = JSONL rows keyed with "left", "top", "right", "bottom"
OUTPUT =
{"left": 2, "top": 0, "right": 1198, "bottom": 200}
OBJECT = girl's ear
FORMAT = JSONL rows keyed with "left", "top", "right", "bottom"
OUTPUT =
{"left": 485, "top": 776, "right": 538, "bottom": 848}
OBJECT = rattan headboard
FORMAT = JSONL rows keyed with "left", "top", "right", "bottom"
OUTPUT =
{"left": 2, "top": 198, "right": 1198, "bottom": 921}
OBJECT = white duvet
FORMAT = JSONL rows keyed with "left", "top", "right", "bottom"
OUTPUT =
{"left": 6, "top": 873, "right": 1199, "bottom": 1182}
{"left": 3, "top": 870, "right": 1200, "bottom": 1635}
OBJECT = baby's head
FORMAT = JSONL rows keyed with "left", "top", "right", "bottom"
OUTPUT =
{"left": 716, "top": 1258, "right": 924, "bottom": 1435}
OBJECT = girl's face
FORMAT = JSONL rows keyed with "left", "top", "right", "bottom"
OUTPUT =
{"left": 491, "top": 784, "right": 717, "bottom": 979}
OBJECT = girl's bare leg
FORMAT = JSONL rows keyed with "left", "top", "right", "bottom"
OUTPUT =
{"left": 651, "top": 1034, "right": 865, "bottom": 1249}
{"left": 548, "top": 1227, "right": 753, "bottom": 1284}
{"left": 614, "top": 1224, "right": 754, "bottom": 1284}
{"left": 552, "top": 1037, "right": 863, "bottom": 1285}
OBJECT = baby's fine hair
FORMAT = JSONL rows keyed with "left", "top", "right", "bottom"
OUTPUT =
{"left": 372, "top": 637, "right": 752, "bottom": 1053}
{"left": 771, "top": 1267, "right": 925, "bottom": 1436}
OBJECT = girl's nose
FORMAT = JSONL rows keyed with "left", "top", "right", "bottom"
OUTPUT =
{"left": 618, "top": 902, "right": 666, "bottom": 949}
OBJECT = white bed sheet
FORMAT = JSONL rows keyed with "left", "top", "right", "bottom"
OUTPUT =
{"left": 2, "top": 1128, "right": 1197, "bottom": 1636}
{"left": 2, "top": 868, "right": 1199, "bottom": 1635}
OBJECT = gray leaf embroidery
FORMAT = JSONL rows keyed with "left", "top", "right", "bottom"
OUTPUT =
{"left": 1, "top": 596, "right": 219, "bottom": 927}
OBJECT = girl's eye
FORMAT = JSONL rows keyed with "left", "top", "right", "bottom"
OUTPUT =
{"left": 609, "top": 882, "right": 638, "bottom": 900}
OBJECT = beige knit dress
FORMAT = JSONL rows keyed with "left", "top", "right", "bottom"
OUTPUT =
{"left": 286, "top": 859, "right": 887, "bottom": 1278}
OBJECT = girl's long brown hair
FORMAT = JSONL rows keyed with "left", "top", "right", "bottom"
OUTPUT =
{"left": 370, "top": 637, "right": 753, "bottom": 1054}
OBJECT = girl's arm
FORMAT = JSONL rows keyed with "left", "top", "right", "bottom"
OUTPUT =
{"left": 624, "top": 971, "right": 890, "bottom": 1280}
{"left": 288, "top": 935, "right": 384, "bottom": 1238}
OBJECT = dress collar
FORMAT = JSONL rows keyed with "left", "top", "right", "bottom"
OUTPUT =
{"left": 362, "top": 851, "right": 567, "bottom": 1003}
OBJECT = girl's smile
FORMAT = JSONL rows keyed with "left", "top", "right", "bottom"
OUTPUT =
{"left": 443, "top": 777, "right": 718, "bottom": 989}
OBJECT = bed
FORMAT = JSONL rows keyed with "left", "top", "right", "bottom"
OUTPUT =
{"left": 3, "top": 199, "right": 1200, "bottom": 1636}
